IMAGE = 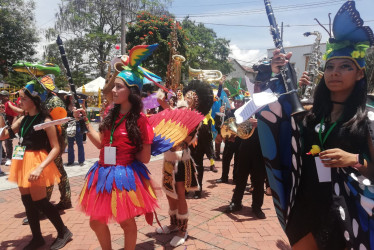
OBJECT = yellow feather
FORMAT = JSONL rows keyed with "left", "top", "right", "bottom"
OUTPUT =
{"left": 111, "top": 189, "right": 117, "bottom": 217}
{"left": 128, "top": 190, "right": 141, "bottom": 207}
{"left": 79, "top": 180, "right": 88, "bottom": 204}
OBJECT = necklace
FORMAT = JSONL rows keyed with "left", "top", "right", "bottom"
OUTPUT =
{"left": 331, "top": 100, "right": 346, "bottom": 105}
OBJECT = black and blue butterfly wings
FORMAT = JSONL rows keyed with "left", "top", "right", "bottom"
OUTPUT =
{"left": 332, "top": 1, "right": 374, "bottom": 45}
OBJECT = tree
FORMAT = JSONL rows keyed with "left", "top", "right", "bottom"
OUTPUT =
{"left": 0, "top": 0, "right": 39, "bottom": 78}
{"left": 45, "top": 0, "right": 171, "bottom": 78}
{"left": 125, "top": 13, "right": 232, "bottom": 81}
{"left": 126, "top": 12, "right": 188, "bottom": 79}
{"left": 181, "top": 18, "right": 232, "bottom": 76}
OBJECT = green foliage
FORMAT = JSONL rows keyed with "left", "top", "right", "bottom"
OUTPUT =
{"left": 0, "top": 0, "right": 39, "bottom": 77}
{"left": 126, "top": 12, "right": 188, "bottom": 78}
{"left": 45, "top": 0, "right": 171, "bottom": 78}
{"left": 126, "top": 13, "right": 232, "bottom": 81}
{"left": 181, "top": 18, "right": 233, "bottom": 76}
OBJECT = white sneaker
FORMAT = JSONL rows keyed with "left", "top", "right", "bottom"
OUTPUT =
{"left": 155, "top": 225, "right": 178, "bottom": 234}
{"left": 5, "top": 159, "right": 11, "bottom": 166}
{"left": 170, "top": 232, "right": 188, "bottom": 247}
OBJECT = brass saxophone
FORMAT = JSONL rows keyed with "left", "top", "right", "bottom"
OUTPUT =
{"left": 166, "top": 21, "right": 185, "bottom": 93}
{"left": 300, "top": 31, "right": 322, "bottom": 104}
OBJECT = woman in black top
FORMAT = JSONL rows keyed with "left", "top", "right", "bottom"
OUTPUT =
{"left": 1, "top": 84, "right": 72, "bottom": 250}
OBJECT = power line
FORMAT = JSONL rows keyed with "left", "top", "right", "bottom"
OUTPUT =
{"left": 171, "top": 1, "right": 259, "bottom": 8}
{"left": 181, "top": 19, "right": 374, "bottom": 28}
{"left": 174, "top": 0, "right": 346, "bottom": 17}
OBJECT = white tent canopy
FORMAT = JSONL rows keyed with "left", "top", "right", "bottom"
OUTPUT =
{"left": 76, "top": 77, "right": 105, "bottom": 93}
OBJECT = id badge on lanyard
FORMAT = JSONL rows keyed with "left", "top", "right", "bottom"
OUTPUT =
{"left": 12, "top": 145, "right": 26, "bottom": 160}
{"left": 104, "top": 146, "right": 116, "bottom": 165}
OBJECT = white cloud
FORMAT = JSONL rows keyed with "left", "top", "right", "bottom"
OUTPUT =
{"left": 229, "top": 44, "right": 266, "bottom": 66}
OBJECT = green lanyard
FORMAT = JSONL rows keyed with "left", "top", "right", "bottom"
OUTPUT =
{"left": 318, "top": 116, "right": 339, "bottom": 151}
{"left": 110, "top": 113, "right": 127, "bottom": 145}
{"left": 20, "top": 114, "right": 39, "bottom": 143}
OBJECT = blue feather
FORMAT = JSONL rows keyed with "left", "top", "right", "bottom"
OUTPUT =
{"left": 105, "top": 167, "right": 115, "bottom": 193}
{"left": 87, "top": 163, "right": 99, "bottom": 189}
{"left": 96, "top": 167, "right": 110, "bottom": 193}
{"left": 114, "top": 165, "right": 125, "bottom": 191}
{"left": 151, "top": 134, "right": 174, "bottom": 156}
{"left": 85, "top": 161, "right": 99, "bottom": 179}
{"left": 122, "top": 166, "right": 130, "bottom": 191}
{"left": 126, "top": 166, "right": 136, "bottom": 191}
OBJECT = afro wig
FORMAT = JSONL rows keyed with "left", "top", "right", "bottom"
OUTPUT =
{"left": 183, "top": 80, "right": 214, "bottom": 115}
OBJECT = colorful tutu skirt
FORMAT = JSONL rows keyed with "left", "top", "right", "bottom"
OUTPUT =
{"left": 79, "top": 161, "right": 159, "bottom": 224}
{"left": 8, "top": 150, "right": 61, "bottom": 188}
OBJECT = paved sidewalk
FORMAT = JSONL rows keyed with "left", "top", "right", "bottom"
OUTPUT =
{"left": 0, "top": 133, "right": 290, "bottom": 250}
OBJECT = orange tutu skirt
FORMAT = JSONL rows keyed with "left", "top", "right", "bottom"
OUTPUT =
{"left": 8, "top": 150, "right": 61, "bottom": 188}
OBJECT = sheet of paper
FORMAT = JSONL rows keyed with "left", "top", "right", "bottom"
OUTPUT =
{"left": 245, "top": 76, "right": 255, "bottom": 96}
{"left": 315, "top": 157, "right": 331, "bottom": 182}
{"left": 252, "top": 88, "right": 278, "bottom": 107}
{"left": 234, "top": 99, "right": 263, "bottom": 124}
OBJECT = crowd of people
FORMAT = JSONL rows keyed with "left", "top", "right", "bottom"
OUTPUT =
{"left": 1, "top": 1, "right": 373, "bottom": 250}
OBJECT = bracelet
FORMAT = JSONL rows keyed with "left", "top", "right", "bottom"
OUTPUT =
{"left": 353, "top": 154, "right": 364, "bottom": 169}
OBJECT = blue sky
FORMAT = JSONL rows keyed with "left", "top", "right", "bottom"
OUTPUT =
{"left": 34, "top": 0, "right": 373, "bottom": 65}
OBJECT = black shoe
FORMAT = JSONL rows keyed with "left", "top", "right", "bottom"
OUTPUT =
{"left": 79, "top": 162, "right": 84, "bottom": 166}
{"left": 0, "top": 171, "right": 6, "bottom": 177}
{"left": 66, "top": 162, "right": 74, "bottom": 166}
{"left": 210, "top": 165, "right": 218, "bottom": 173}
{"left": 193, "top": 190, "right": 202, "bottom": 199}
{"left": 224, "top": 202, "right": 242, "bottom": 213}
{"left": 252, "top": 207, "right": 266, "bottom": 219}
{"left": 216, "top": 178, "right": 228, "bottom": 184}
{"left": 55, "top": 202, "right": 72, "bottom": 210}
{"left": 50, "top": 227, "right": 73, "bottom": 250}
{"left": 23, "top": 237, "right": 45, "bottom": 250}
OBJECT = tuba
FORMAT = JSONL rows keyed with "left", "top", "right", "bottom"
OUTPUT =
{"left": 221, "top": 117, "right": 255, "bottom": 140}
{"left": 188, "top": 67, "right": 223, "bottom": 82}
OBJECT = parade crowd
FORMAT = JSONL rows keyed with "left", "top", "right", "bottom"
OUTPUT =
{"left": 1, "top": 1, "right": 374, "bottom": 250}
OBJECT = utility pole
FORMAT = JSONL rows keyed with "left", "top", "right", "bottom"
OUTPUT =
{"left": 121, "top": 0, "right": 128, "bottom": 55}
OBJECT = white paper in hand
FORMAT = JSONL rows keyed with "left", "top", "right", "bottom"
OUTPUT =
{"left": 252, "top": 88, "right": 278, "bottom": 107}
{"left": 235, "top": 99, "right": 263, "bottom": 124}
{"left": 245, "top": 76, "right": 255, "bottom": 96}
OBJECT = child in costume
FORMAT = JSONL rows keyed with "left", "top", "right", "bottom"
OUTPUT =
{"left": 1, "top": 82, "right": 72, "bottom": 250}
{"left": 155, "top": 80, "right": 213, "bottom": 247}
{"left": 74, "top": 45, "right": 159, "bottom": 250}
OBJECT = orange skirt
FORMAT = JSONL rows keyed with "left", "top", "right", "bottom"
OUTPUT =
{"left": 8, "top": 150, "right": 61, "bottom": 188}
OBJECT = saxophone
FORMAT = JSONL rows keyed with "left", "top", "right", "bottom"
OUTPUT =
{"left": 166, "top": 21, "right": 185, "bottom": 93}
{"left": 300, "top": 31, "right": 322, "bottom": 104}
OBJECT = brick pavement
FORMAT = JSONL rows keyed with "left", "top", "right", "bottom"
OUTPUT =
{"left": 0, "top": 130, "right": 290, "bottom": 250}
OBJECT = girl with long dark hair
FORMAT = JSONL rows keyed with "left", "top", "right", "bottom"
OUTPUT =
{"left": 1, "top": 83, "right": 72, "bottom": 250}
{"left": 257, "top": 2, "right": 374, "bottom": 249}
{"left": 73, "top": 71, "right": 158, "bottom": 250}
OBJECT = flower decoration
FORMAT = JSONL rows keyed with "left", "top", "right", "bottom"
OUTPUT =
{"left": 307, "top": 145, "right": 321, "bottom": 156}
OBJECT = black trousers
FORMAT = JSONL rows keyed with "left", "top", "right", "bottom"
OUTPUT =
{"left": 221, "top": 137, "right": 241, "bottom": 181}
{"left": 231, "top": 131, "right": 265, "bottom": 209}
{"left": 191, "top": 123, "right": 214, "bottom": 167}
{"left": 190, "top": 123, "right": 214, "bottom": 190}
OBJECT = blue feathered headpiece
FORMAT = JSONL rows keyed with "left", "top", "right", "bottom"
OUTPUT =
{"left": 322, "top": 1, "right": 374, "bottom": 69}
{"left": 116, "top": 44, "right": 161, "bottom": 90}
